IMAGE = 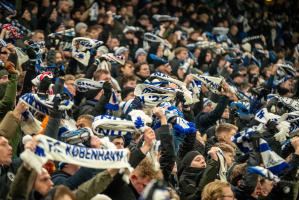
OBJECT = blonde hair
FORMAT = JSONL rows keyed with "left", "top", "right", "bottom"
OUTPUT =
{"left": 135, "top": 158, "right": 161, "bottom": 180}
{"left": 201, "top": 180, "right": 231, "bottom": 200}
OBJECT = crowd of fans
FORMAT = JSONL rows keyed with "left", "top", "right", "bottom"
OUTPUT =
{"left": 0, "top": 0, "right": 299, "bottom": 200}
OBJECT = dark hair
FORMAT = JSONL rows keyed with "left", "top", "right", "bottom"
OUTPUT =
{"left": 134, "top": 62, "right": 148, "bottom": 74}
{"left": 121, "top": 75, "right": 136, "bottom": 86}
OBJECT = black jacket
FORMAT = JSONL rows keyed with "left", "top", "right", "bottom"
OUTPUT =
{"left": 0, "top": 159, "right": 21, "bottom": 200}
{"left": 195, "top": 96, "right": 229, "bottom": 134}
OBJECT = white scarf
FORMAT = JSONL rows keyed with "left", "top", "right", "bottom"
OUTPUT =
{"left": 255, "top": 108, "right": 299, "bottom": 142}
{"left": 149, "top": 72, "right": 193, "bottom": 105}
{"left": 216, "top": 148, "right": 227, "bottom": 181}
{"left": 72, "top": 37, "right": 102, "bottom": 66}
{"left": 191, "top": 74, "right": 223, "bottom": 95}
{"left": 20, "top": 135, "right": 131, "bottom": 174}
{"left": 134, "top": 83, "right": 177, "bottom": 107}
{"left": 92, "top": 110, "right": 152, "bottom": 136}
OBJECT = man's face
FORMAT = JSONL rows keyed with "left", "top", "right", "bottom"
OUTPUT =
{"left": 122, "top": 63, "right": 135, "bottom": 77}
{"left": 55, "top": 52, "right": 63, "bottom": 63}
{"left": 130, "top": 171, "right": 152, "bottom": 194}
{"left": 137, "top": 64, "right": 150, "bottom": 78}
{"left": 89, "top": 29, "right": 101, "bottom": 39}
{"left": 124, "top": 92, "right": 135, "bottom": 101}
{"left": 221, "top": 130, "right": 237, "bottom": 144}
{"left": 191, "top": 155, "right": 206, "bottom": 168}
{"left": 124, "top": 80, "right": 137, "bottom": 88}
{"left": 0, "top": 47, "right": 10, "bottom": 62}
{"left": 34, "top": 169, "right": 53, "bottom": 196}
{"left": 177, "top": 50, "right": 188, "bottom": 60}
{"left": 125, "top": 32, "right": 134, "bottom": 40}
{"left": 158, "top": 64, "right": 172, "bottom": 75}
{"left": 98, "top": 73, "right": 111, "bottom": 82}
{"left": 112, "top": 138, "right": 124, "bottom": 149}
{"left": 108, "top": 38, "right": 120, "bottom": 50}
{"left": 137, "top": 54, "right": 147, "bottom": 63}
{"left": 76, "top": 118, "right": 92, "bottom": 129}
{"left": 32, "top": 32, "right": 45, "bottom": 42}
{"left": 60, "top": 1, "right": 71, "bottom": 13}
{"left": 0, "top": 136, "right": 13, "bottom": 165}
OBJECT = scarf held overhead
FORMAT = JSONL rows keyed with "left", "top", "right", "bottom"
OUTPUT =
{"left": 20, "top": 135, "right": 130, "bottom": 174}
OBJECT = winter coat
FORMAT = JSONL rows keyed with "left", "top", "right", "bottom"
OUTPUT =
{"left": 0, "top": 159, "right": 22, "bottom": 200}
{"left": 7, "top": 164, "right": 114, "bottom": 200}
{"left": 0, "top": 74, "right": 18, "bottom": 119}
{"left": 195, "top": 96, "right": 229, "bottom": 134}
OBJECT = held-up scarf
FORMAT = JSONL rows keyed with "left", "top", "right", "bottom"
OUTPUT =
{"left": 248, "top": 166, "right": 280, "bottom": 182}
{"left": 134, "top": 83, "right": 177, "bottom": 107}
{"left": 92, "top": 110, "right": 152, "bottom": 136}
{"left": 72, "top": 37, "right": 103, "bottom": 66}
{"left": 259, "top": 138, "right": 289, "bottom": 175}
{"left": 267, "top": 94, "right": 299, "bottom": 111}
{"left": 255, "top": 108, "right": 299, "bottom": 142}
{"left": 216, "top": 148, "right": 227, "bottom": 181}
{"left": 19, "top": 93, "right": 73, "bottom": 118}
{"left": 20, "top": 135, "right": 131, "bottom": 174}
{"left": 74, "top": 78, "right": 119, "bottom": 111}
{"left": 191, "top": 74, "right": 223, "bottom": 95}
{"left": 148, "top": 72, "right": 193, "bottom": 105}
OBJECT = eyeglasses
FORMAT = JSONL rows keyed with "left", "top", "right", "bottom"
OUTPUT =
{"left": 0, "top": 51, "right": 9, "bottom": 55}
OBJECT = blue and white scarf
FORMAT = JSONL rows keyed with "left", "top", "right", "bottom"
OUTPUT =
{"left": 92, "top": 110, "right": 152, "bottom": 136}
{"left": 148, "top": 72, "right": 193, "bottom": 105}
{"left": 74, "top": 78, "right": 119, "bottom": 111}
{"left": 134, "top": 83, "right": 177, "bottom": 107}
{"left": 231, "top": 126, "right": 261, "bottom": 153}
{"left": 255, "top": 108, "right": 299, "bottom": 142}
{"left": 267, "top": 94, "right": 299, "bottom": 111}
{"left": 152, "top": 102, "right": 196, "bottom": 134}
{"left": 19, "top": 93, "right": 73, "bottom": 118}
{"left": 72, "top": 37, "right": 103, "bottom": 66}
{"left": 259, "top": 138, "right": 289, "bottom": 175}
{"left": 191, "top": 74, "right": 223, "bottom": 95}
{"left": 20, "top": 135, "right": 131, "bottom": 174}
{"left": 248, "top": 166, "right": 280, "bottom": 182}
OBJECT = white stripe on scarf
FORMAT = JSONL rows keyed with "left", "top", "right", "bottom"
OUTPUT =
{"left": 20, "top": 135, "right": 131, "bottom": 174}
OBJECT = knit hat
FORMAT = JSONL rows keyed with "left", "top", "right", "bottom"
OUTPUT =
{"left": 178, "top": 151, "right": 201, "bottom": 178}
{"left": 135, "top": 48, "right": 147, "bottom": 59}
{"left": 115, "top": 46, "right": 129, "bottom": 56}
{"left": 75, "top": 22, "right": 87, "bottom": 33}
